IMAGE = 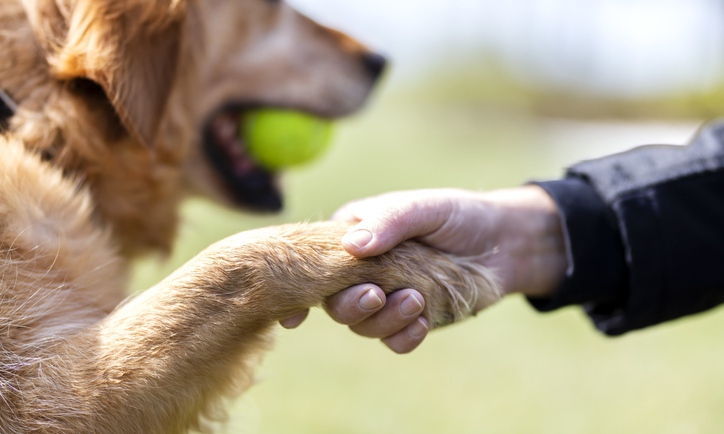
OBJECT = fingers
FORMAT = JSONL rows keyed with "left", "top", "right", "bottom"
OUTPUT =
{"left": 281, "top": 284, "right": 383, "bottom": 329}
{"left": 351, "top": 290, "right": 428, "bottom": 354}
{"left": 381, "top": 317, "right": 429, "bottom": 354}
{"left": 279, "top": 309, "right": 309, "bottom": 329}
{"left": 324, "top": 284, "right": 386, "bottom": 325}
{"left": 326, "top": 285, "right": 429, "bottom": 354}
{"left": 341, "top": 223, "right": 413, "bottom": 259}
{"left": 348, "top": 289, "right": 424, "bottom": 337}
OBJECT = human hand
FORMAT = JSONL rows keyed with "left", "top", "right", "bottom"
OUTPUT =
{"left": 281, "top": 186, "right": 567, "bottom": 353}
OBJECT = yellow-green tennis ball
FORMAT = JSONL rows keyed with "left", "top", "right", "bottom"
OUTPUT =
{"left": 243, "top": 109, "right": 334, "bottom": 170}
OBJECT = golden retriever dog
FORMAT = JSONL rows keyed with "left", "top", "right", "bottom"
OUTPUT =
{"left": 0, "top": 0, "right": 500, "bottom": 432}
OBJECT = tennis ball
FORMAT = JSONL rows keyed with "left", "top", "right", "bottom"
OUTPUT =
{"left": 243, "top": 109, "right": 334, "bottom": 170}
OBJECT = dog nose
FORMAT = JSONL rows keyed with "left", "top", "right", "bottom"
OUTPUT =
{"left": 361, "top": 52, "right": 387, "bottom": 81}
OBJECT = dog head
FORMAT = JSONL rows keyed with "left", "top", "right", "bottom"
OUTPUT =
{"left": 12, "top": 0, "right": 384, "bottom": 253}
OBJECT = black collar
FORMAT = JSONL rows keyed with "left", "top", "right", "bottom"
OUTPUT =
{"left": 0, "top": 90, "right": 17, "bottom": 131}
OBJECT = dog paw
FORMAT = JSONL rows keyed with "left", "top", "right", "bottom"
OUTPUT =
{"left": 358, "top": 238, "right": 502, "bottom": 328}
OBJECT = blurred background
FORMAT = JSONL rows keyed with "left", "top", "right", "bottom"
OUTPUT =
{"left": 134, "top": 0, "right": 724, "bottom": 432}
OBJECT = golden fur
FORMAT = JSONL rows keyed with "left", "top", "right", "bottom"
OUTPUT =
{"left": 0, "top": 0, "right": 501, "bottom": 432}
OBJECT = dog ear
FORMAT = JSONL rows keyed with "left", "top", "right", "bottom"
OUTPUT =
{"left": 23, "top": 0, "right": 186, "bottom": 148}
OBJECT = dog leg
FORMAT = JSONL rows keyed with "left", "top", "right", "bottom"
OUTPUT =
{"left": 4, "top": 222, "right": 499, "bottom": 433}
{"left": 83, "top": 222, "right": 499, "bottom": 432}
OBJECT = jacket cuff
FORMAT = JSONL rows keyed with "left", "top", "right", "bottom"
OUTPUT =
{"left": 526, "top": 178, "right": 627, "bottom": 314}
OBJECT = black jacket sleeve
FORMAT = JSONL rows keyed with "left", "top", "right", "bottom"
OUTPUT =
{"left": 528, "top": 119, "right": 724, "bottom": 335}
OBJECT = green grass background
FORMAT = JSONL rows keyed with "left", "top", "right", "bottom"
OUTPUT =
{"left": 131, "top": 81, "right": 724, "bottom": 434}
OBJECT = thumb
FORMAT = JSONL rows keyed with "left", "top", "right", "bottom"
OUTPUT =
{"left": 340, "top": 205, "right": 448, "bottom": 258}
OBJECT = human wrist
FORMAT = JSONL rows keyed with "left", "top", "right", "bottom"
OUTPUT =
{"left": 482, "top": 186, "right": 567, "bottom": 298}
{"left": 522, "top": 186, "right": 567, "bottom": 297}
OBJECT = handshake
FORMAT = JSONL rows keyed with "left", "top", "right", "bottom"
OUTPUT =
{"left": 281, "top": 186, "right": 566, "bottom": 353}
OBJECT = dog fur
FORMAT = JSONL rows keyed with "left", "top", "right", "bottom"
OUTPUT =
{"left": 0, "top": 0, "right": 500, "bottom": 432}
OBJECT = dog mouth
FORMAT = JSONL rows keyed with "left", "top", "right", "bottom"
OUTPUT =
{"left": 203, "top": 106, "right": 283, "bottom": 212}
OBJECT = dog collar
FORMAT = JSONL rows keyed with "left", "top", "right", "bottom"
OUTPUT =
{"left": 0, "top": 89, "right": 17, "bottom": 130}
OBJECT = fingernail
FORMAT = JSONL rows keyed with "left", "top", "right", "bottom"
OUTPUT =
{"left": 343, "top": 229, "right": 373, "bottom": 249}
{"left": 359, "top": 289, "right": 383, "bottom": 311}
{"left": 400, "top": 294, "right": 423, "bottom": 316}
{"left": 409, "top": 318, "right": 429, "bottom": 338}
